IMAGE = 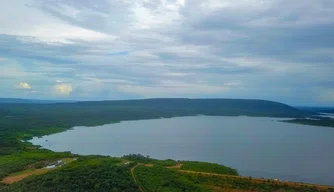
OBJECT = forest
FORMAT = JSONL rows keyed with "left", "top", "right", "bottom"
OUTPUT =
{"left": 1, "top": 156, "right": 138, "bottom": 192}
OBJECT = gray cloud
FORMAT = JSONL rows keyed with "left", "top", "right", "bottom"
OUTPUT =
{"left": 0, "top": 0, "right": 333, "bottom": 105}
{"left": 33, "top": 0, "right": 132, "bottom": 33}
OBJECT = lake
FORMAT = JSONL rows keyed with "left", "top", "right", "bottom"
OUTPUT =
{"left": 30, "top": 116, "right": 334, "bottom": 186}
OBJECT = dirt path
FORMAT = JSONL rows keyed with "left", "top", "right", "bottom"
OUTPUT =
{"left": 2, "top": 169, "right": 50, "bottom": 184}
{"left": 1, "top": 157, "right": 78, "bottom": 184}
{"left": 131, "top": 164, "right": 144, "bottom": 192}
{"left": 166, "top": 163, "right": 182, "bottom": 169}
{"left": 177, "top": 170, "right": 241, "bottom": 177}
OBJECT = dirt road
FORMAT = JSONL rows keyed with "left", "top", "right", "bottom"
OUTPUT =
{"left": 176, "top": 170, "right": 331, "bottom": 191}
{"left": 131, "top": 164, "right": 144, "bottom": 192}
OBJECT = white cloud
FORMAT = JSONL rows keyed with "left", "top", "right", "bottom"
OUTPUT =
{"left": 0, "top": 1, "right": 114, "bottom": 44}
{"left": 164, "top": 72, "right": 189, "bottom": 77}
{"left": 131, "top": 0, "right": 182, "bottom": 29}
{"left": 224, "top": 82, "right": 241, "bottom": 87}
{"left": 18, "top": 24, "right": 114, "bottom": 45}
{"left": 158, "top": 45, "right": 210, "bottom": 56}
{"left": 116, "top": 80, "right": 229, "bottom": 97}
{"left": 318, "top": 89, "right": 334, "bottom": 103}
{"left": 0, "top": 63, "right": 27, "bottom": 77}
{"left": 19, "top": 82, "right": 31, "bottom": 89}
{"left": 177, "top": 0, "right": 185, "bottom": 6}
{"left": 54, "top": 83, "right": 73, "bottom": 95}
{"left": 221, "top": 57, "right": 299, "bottom": 73}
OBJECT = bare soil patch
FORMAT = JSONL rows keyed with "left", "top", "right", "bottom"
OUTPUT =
{"left": 2, "top": 169, "right": 50, "bottom": 184}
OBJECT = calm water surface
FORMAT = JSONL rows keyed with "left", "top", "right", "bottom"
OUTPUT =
{"left": 30, "top": 116, "right": 334, "bottom": 185}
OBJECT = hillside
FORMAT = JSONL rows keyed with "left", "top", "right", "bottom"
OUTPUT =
{"left": 2, "top": 98, "right": 311, "bottom": 118}
{"left": 296, "top": 106, "right": 334, "bottom": 113}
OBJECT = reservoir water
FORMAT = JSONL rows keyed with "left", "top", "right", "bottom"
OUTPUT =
{"left": 30, "top": 116, "right": 334, "bottom": 185}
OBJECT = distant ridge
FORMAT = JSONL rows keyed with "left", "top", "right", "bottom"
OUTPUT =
{"left": 295, "top": 106, "right": 334, "bottom": 113}
{"left": 72, "top": 98, "right": 312, "bottom": 118}
{"left": 1, "top": 98, "right": 312, "bottom": 118}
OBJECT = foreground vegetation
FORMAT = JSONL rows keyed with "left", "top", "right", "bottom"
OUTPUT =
{"left": 1, "top": 156, "right": 138, "bottom": 192}
{"left": 180, "top": 161, "right": 238, "bottom": 175}
{"left": 134, "top": 164, "right": 333, "bottom": 192}
{"left": 1, "top": 151, "right": 333, "bottom": 191}
{"left": 135, "top": 165, "right": 206, "bottom": 192}
{"left": 0, "top": 149, "right": 72, "bottom": 179}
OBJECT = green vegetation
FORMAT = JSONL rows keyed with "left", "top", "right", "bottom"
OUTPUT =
{"left": 0, "top": 99, "right": 332, "bottom": 191}
{"left": 134, "top": 165, "right": 331, "bottom": 192}
{"left": 1, "top": 156, "right": 138, "bottom": 192}
{"left": 180, "top": 161, "right": 238, "bottom": 175}
{"left": 182, "top": 172, "right": 330, "bottom": 192}
{"left": 134, "top": 165, "right": 207, "bottom": 192}
{"left": 284, "top": 118, "right": 334, "bottom": 128}
{"left": 0, "top": 149, "right": 72, "bottom": 179}
{"left": 123, "top": 154, "right": 177, "bottom": 166}
{"left": 1, "top": 151, "right": 332, "bottom": 191}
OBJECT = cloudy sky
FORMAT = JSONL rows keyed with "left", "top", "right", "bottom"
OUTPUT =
{"left": 1, "top": 0, "right": 334, "bottom": 105}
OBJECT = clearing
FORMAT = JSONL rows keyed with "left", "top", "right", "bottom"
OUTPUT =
{"left": 1, "top": 157, "right": 77, "bottom": 184}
